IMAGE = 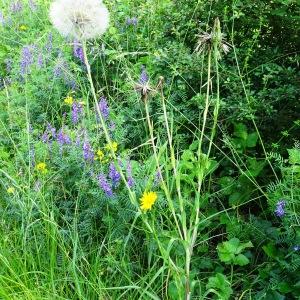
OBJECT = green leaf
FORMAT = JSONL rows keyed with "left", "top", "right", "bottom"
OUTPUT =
{"left": 246, "top": 132, "right": 258, "bottom": 147}
{"left": 234, "top": 254, "right": 250, "bottom": 266}
{"left": 288, "top": 148, "right": 300, "bottom": 164}
{"left": 206, "top": 273, "right": 233, "bottom": 300}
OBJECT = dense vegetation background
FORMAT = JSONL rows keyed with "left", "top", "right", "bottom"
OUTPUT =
{"left": 0, "top": 0, "right": 299, "bottom": 299}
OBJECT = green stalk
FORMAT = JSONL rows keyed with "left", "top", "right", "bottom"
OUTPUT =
{"left": 81, "top": 41, "right": 136, "bottom": 206}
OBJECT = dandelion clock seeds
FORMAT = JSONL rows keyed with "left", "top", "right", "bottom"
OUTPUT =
{"left": 49, "top": 0, "right": 109, "bottom": 40}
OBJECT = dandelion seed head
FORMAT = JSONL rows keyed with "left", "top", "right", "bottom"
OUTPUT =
{"left": 49, "top": 0, "right": 110, "bottom": 40}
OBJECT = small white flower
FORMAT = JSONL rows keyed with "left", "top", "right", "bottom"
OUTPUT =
{"left": 49, "top": 0, "right": 109, "bottom": 40}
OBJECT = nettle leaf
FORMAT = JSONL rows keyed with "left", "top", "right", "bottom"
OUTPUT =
{"left": 217, "top": 238, "right": 253, "bottom": 265}
{"left": 206, "top": 273, "right": 233, "bottom": 300}
{"left": 234, "top": 123, "right": 248, "bottom": 140}
{"left": 234, "top": 254, "right": 249, "bottom": 266}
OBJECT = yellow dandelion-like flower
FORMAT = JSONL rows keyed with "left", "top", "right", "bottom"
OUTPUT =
{"left": 7, "top": 187, "right": 15, "bottom": 194}
{"left": 36, "top": 162, "right": 47, "bottom": 174}
{"left": 105, "top": 142, "right": 118, "bottom": 153}
{"left": 95, "top": 149, "right": 104, "bottom": 161}
{"left": 64, "top": 95, "right": 74, "bottom": 105}
{"left": 19, "top": 25, "right": 28, "bottom": 31}
{"left": 140, "top": 191, "right": 158, "bottom": 211}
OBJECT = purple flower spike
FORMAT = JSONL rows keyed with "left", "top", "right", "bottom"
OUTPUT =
{"left": 98, "top": 173, "right": 113, "bottom": 197}
{"left": 73, "top": 40, "right": 84, "bottom": 64}
{"left": 126, "top": 161, "right": 134, "bottom": 187}
{"left": 275, "top": 200, "right": 286, "bottom": 217}
{"left": 0, "top": 11, "right": 5, "bottom": 25}
{"left": 28, "top": 0, "right": 37, "bottom": 11}
{"left": 139, "top": 65, "right": 149, "bottom": 85}
{"left": 72, "top": 102, "right": 83, "bottom": 124}
{"left": 98, "top": 97, "right": 109, "bottom": 120}
{"left": 293, "top": 245, "right": 300, "bottom": 251}
{"left": 109, "top": 163, "right": 121, "bottom": 186}
{"left": 83, "top": 140, "right": 94, "bottom": 162}
{"left": 20, "top": 46, "right": 34, "bottom": 75}
{"left": 57, "top": 129, "right": 71, "bottom": 146}
{"left": 10, "top": 1, "right": 23, "bottom": 13}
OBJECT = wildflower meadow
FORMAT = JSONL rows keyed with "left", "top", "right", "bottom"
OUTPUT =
{"left": 0, "top": 0, "right": 299, "bottom": 299}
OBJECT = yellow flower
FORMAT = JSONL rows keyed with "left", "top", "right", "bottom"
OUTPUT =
{"left": 7, "top": 187, "right": 15, "bottom": 194}
{"left": 64, "top": 95, "right": 74, "bottom": 105}
{"left": 36, "top": 162, "right": 47, "bottom": 174}
{"left": 95, "top": 149, "right": 104, "bottom": 161}
{"left": 19, "top": 25, "right": 28, "bottom": 31}
{"left": 140, "top": 191, "right": 158, "bottom": 211}
{"left": 105, "top": 142, "right": 118, "bottom": 153}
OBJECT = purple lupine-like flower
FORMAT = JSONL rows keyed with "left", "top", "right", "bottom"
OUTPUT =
{"left": 83, "top": 140, "right": 94, "bottom": 162}
{"left": 73, "top": 40, "right": 84, "bottom": 63}
{"left": 28, "top": 0, "right": 37, "bottom": 11}
{"left": 45, "top": 33, "right": 53, "bottom": 53}
{"left": 41, "top": 131, "right": 49, "bottom": 143}
{"left": 20, "top": 46, "right": 34, "bottom": 75}
{"left": 47, "top": 123, "right": 56, "bottom": 138}
{"left": 98, "top": 173, "right": 113, "bottom": 196}
{"left": 126, "top": 17, "right": 138, "bottom": 26}
{"left": 37, "top": 53, "right": 43, "bottom": 68}
{"left": 57, "top": 129, "right": 71, "bottom": 146}
{"left": 109, "top": 163, "right": 121, "bottom": 186}
{"left": 275, "top": 200, "right": 286, "bottom": 217}
{"left": 293, "top": 245, "right": 300, "bottom": 251}
{"left": 139, "top": 65, "right": 149, "bottom": 84}
{"left": 71, "top": 102, "right": 83, "bottom": 124}
{"left": 126, "top": 161, "right": 134, "bottom": 187}
{"left": 97, "top": 97, "right": 109, "bottom": 120}
{"left": 10, "top": 1, "right": 23, "bottom": 13}
{"left": 154, "top": 170, "right": 162, "bottom": 186}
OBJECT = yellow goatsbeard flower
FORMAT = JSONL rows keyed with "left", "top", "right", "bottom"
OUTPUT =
{"left": 64, "top": 95, "right": 74, "bottom": 105}
{"left": 140, "top": 191, "right": 158, "bottom": 211}
{"left": 36, "top": 162, "right": 47, "bottom": 174}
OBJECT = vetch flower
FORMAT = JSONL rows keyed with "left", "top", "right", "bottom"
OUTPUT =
{"left": 109, "top": 163, "right": 121, "bottom": 186}
{"left": 98, "top": 173, "right": 113, "bottom": 196}
{"left": 97, "top": 97, "right": 109, "bottom": 120}
{"left": 11, "top": 1, "right": 23, "bottom": 13}
{"left": 83, "top": 140, "right": 94, "bottom": 162}
{"left": 28, "top": 0, "right": 38, "bottom": 11}
{"left": 73, "top": 40, "right": 84, "bottom": 63}
{"left": 49, "top": 0, "right": 110, "bottom": 40}
{"left": 36, "top": 162, "right": 47, "bottom": 174}
{"left": 140, "top": 191, "right": 158, "bottom": 211}
{"left": 126, "top": 17, "right": 138, "bottom": 26}
{"left": 20, "top": 45, "right": 34, "bottom": 75}
{"left": 71, "top": 101, "right": 83, "bottom": 124}
{"left": 126, "top": 160, "right": 134, "bottom": 187}
{"left": 275, "top": 200, "right": 286, "bottom": 217}
{"left": 293, "top": 245, "right": 300, "bottom": 251}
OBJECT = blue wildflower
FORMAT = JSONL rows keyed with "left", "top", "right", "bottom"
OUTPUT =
{"left": 20, "top": 46, "right": 34, "bottom": 75}
{"left": 140, "top": 65, "right": 149, "bottom": 85}
{"left": 83, "top": 140, "right": 94, "bottom": 162}
{"left": 126, "top": 161, "right": 134, "bottom": 187}
{"left": 98, "top": 173, "right": 113, "bottom": 196}
{"left": 275, "top": 200, "right": 286, "bottom": 217}
{"left": 109, "top": 163, "right": 121, "bottom": 186}
{"left": 73, "top": 40, "right": 84, "bottom": 64}
{"left": 10, "top": 1, "right": 23, "bottom": 13}
{"left": 98, "top": 97, "right": 109, "bottom": 120}
{"left": 71, "top": 102, "right": 83, "bottom": 124}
